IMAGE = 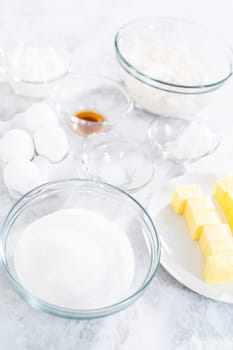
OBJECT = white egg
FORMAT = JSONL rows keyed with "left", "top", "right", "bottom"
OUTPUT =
{"left": 0, "top": 129, "right": 34, "bottom": 164}
{"left": 24, "top": 103, "right": 58, "bottom": 132}
{"left": 34, "top": 126, "right": 69, "bottom": 163}
{"left": 3, "top": 159, "right": 43, "bottom": 196}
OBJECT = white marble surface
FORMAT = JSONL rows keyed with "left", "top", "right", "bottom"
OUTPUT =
{"left": 1, "top": 0, "right": 233, "bottom": 349}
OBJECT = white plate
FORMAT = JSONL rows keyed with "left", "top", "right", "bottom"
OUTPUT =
{"left": 148, "top": 169, "right": 233, "bottom": 303}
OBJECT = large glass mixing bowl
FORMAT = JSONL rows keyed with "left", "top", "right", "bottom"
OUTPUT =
{"left": 115, "top": 17, "right": 232, "bottom": 163}
{"left": 115, "top": 16, "right": 232, "bottom": 118}
{"left": 0, "top": 179, "right": 160, "bottom": 319}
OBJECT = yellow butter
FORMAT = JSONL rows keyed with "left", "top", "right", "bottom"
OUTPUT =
{"left": 214, "top": 176, "right": 233, "bottom": 205}
{"left": 220, "top": 191, "right": 233, "bottom": 215}
{"left": 214, "top": 182, "right": 226, "bottom": 205}
{"left": 184, "top": 197, "right": 215, "bottom": 223}
{"left": 204, "top": 255, "right": 233, "bottom": 284}
{"left": 185, "top": 210, "right": 221, "bottom": 240}
{"left": 201, "top": 238, "right": 233, "bottom": 257}
{"left": 171, "top": 185, "right": 202, "bottom": 214}
{"left": 199, "top": 224, "right": 231, "bottom": 256}
{"left": 199, "top": 224, "right": 232, "bottom": 245}
{"left": 221, "top": 191, "right": 233, "bottom": 230}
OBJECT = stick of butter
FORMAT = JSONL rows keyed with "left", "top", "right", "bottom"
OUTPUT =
{"left": 201, "top": 238, "right": 233, "bottom": 257}
{"left": 171, "top": 185, "right": 202, "bottom": 214}
{"left": 220, "top": 191, "right": 233, "bottom": 230}
{"left": 204, "top": 255, "right": 233, "bottom": 284}
{"left": 199, "top": 224, "right": 232, "bottom": 256}
{"left": 214, "top": 176, "right": 233, "bottom": 206}
{"left": 214, "top": 176, "right": 233, "bottom": 230}
{"left": 184, "top": 197, "right": 215, "bottom": 223}
{"left": 185, "top": 210, "right": 221, "bottom": 240}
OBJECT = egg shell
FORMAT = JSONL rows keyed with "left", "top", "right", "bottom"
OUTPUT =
{"left": 0, "top": 128, "right": 34, "bottom": 164}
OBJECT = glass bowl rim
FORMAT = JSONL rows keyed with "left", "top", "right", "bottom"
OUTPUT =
{"left": 10, "top": 69, "right": 70, "bottom": 85}
{"left": 114, "top": 16, "right": 233, "bottom": 91}
{"left": 82, "top": 132, "right": 156, "bottom": 192}
{"left": 148, "top": 116, "right": 221, "bottom": 164}
{"left": 0, "top": 178, "right": 160, "bottom": 319}
{"left": 52, "top": 72, "right": 133, "bottom": 125}
{"left": 69, "top": 113, "right": 113, "bottom": 127}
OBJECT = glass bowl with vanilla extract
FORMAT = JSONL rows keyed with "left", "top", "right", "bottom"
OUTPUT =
{"left": 51, "top": 73, "right": 132, "bottom": 136}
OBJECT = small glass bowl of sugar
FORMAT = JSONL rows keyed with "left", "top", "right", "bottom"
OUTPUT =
{"left": 0, "top": 19, "right": 72, "bottom": 98}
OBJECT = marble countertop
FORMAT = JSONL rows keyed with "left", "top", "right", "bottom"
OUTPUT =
{"left": 1, "top": 0, "right": 233, "bottom": 349}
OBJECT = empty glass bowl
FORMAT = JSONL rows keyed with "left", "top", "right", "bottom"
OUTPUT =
{"left": 0, "top": 179, "right": 160, "bottom": 319}
{"left": 51, "top": 73, "right": 132, "bottom": 136}
{"left": 115, "top": 17, "right": 232, "bottom": 118}
{"left": 148, "top": 117, "right": 221, "bottom": 163}
{"left": 82, "top": 133, "right": 155, "bottom": 192}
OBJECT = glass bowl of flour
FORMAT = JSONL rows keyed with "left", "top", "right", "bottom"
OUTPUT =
{"left": 0, "top": 179, "right": 160, "bottom": 319}
{"left": 115, "top": 17, "right": 232, "bottom": 118}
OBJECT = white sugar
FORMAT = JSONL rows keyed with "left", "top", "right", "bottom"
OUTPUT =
{"left": 14, "top": 208, "right": 135, "bottom": 309}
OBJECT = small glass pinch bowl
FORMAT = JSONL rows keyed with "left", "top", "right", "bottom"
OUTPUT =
{"left": 148, "top": 117, "right": 221, "bottom": 164}
{"left": 82, "top": 133, "right": 155, "bottom": 192}
{"left": 52, "top": 73, "right": 132, "bottom": 136}
{"left": 115, "top": 17, "right": 232, "bottom": 117}
{"left": 0, "top": 179, "right": 160, "bottom": 319}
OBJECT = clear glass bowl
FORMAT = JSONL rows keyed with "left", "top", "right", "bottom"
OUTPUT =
{"left": 2, "top": 44, "right": 70, "bottom": 99}
{"left": 0, "top": 179, "right": 160, "bottom": 319}
{"left": 115, "top": 17, "right": 232, "bottom": 117}
{"left": 82, "top": 133, "right": 155, "bottom": 192}
{"left": 0, "top": 18, "right": 72, "bottom": 98}
{"left": 7, "top": 70, "right": 69, "bottom": 99}
{"left": 148, "top": 116, "right": 221, "bottom": 164}
{"left": 51, "top": 73, "right": 132, "bottom": 136}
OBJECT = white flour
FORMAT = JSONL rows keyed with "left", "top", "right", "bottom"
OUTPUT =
{"left": 121, "top": 44, "right": 210, "bottom": 117}
{"left": 14, "top": 208, "right": 135, "bottom": 309}
{"left": 124, "top": 45, "right": 208, "bottom": 86}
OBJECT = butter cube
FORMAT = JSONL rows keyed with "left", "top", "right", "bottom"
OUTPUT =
{"left": 171, "top": 185, "right": 202, "bottom": 214}
{"left": 199, "top": 224, "right": 232, "bottom": 246}
{"left": 215, "top": 190, "right": 233, "bottom": 230}
{"left": 204, "top": 255, "right": 233, "bottom": 284}
{"left": 185, "top": 210, "right": 221, "bottom": 240}
{"left": 220, "top": 191, "right": 233, "bottom": 230}
{"left": 219, "top": 191, "right": 233, "bottom": 217}
{"left": 214, "top": 176, "right": 233, "bottom": 205}
{"left": 214, "top": 183, "right": 226, "bottom": 205}
{"left": 199, "top": 224, "right": 231, "bottom": 255}
{"left": 184, "top": 197, "right": 215, "bottom": 223}
{"left": 201, "top": 238, "right": 233, "bottom": 257}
